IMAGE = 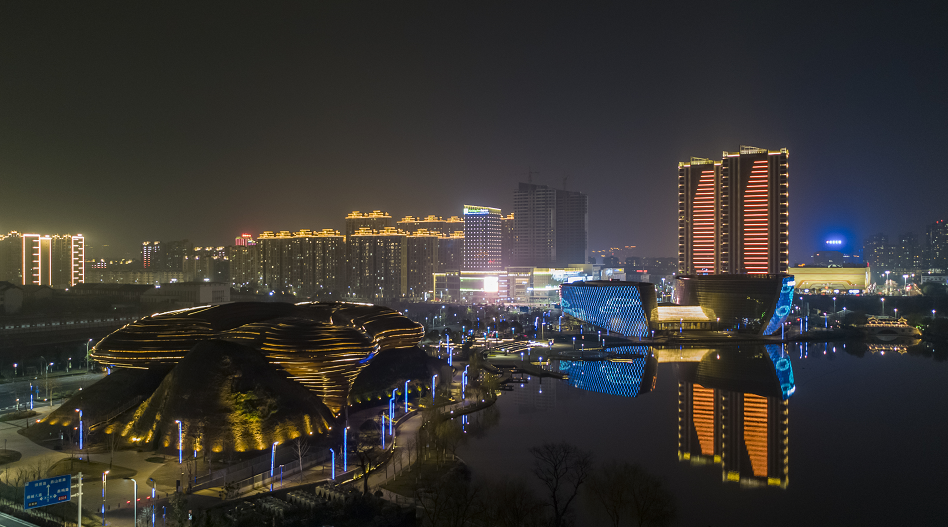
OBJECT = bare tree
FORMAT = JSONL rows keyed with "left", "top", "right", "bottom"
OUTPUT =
{"left": 415, "top": 464, "right": 482, "bottom": 527}
{"left": 529, "top": 442, "right": 592, "bottom": 527}
{"left": 585, "top": 462, "right": 676, "bottom": 527}
{"left": 434, "top": 420, "right": 465, "bottom": 464}
{"left": 106, "top": 431, "right": 120, "bottom": 469}
{"left": 293, "top": 436, "right": 310, "bottom": 484}
{"left": 352, "top": 427, "right": 381, "bottom": 496}
{"left": 482, "top": 477, "right": 546, "bottom": 527}
{"left": 405, "top": 436, "right": 416, "bottom": 468}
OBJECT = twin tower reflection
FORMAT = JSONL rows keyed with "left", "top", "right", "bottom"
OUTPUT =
{"left": 555, "top": 344, "right": 794, "bottom": 489}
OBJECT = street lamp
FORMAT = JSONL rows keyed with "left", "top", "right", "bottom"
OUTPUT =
{"left": 833, "top": 296, "right": 837, "bottom": 316}
{"left": 881, "top": 297, "right": 885, "bottom": 316}
{"left": 431, "top": 374, "right": 438, "bottom": 402}
{"left": 102, "top": 470, "right": 109, "bottom": 526}
{"left": 903, "top": 274, "right": 909, "bottom": 294}
{"left": 175, "top": 420, "right": 182, "bottom": 464}
{"left": 75, "top": 409, "right": 83, "bottom": 452}
{"left": 404, "top": 380, "right": 410, "bottom": 413}
{"left": 86, "top": 339, "right": 93, "bottom": 372}
{"left": 885, "top": 270, "right": 890, "bottom": 294}
{"left": 128, "top": 478, "right": 138, "bottom": 527}
{"left": 270, "top": 442, "right": 277, "bottom": 491}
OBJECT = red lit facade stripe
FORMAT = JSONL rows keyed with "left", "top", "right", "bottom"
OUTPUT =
{"left": 743, "top": 161, "right": 770, "bottom": 272}
{"left": 691, "top": 169, "right": 717, "bottom": 273}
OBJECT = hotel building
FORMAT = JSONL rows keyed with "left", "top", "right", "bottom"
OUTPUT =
{"left": 463, "top": 205, "right": 503, "bottom": 272}
{"left": 679, "top": 146, "right": 789, "bottom": 275}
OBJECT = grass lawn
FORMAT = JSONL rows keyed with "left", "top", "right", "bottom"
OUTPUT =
{"left": 0, "top": 410, "right": 37, "bottom": 422}
{"left": 48, "top": 458, "right": 136, "bottom": 479}
{"left": 381, "top": 457, "right": 463, "bottom": 497}
{"left": 0, "top": 450, "right": 21, "bottom": 465}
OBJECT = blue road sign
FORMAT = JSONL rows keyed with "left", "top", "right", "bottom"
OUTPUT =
{"left": 24, "top": 475, "right": 71, "bottom": 510}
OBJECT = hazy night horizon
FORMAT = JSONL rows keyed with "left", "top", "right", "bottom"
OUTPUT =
{"left": 2, "top": 1, "right": 946, "bottom": 259}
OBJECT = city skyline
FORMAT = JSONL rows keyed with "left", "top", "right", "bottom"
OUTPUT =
{"left": 2, "top": 3, "right": 946, "bottom": 263}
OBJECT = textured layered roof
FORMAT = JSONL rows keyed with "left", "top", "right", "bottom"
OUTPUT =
{"left": 90, "top": 301, "right": 424, "bottom": 413}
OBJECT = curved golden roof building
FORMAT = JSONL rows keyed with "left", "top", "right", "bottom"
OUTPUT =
{"left": 90, "top": 302, "right": 424, "bottom": 414}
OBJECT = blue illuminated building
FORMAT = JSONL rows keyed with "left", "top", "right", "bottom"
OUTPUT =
{"left": 559, "top": 348, "right": 657, "bottom": 398}
{"left": 559, "top": 281, "right": 657, "bottom": 338}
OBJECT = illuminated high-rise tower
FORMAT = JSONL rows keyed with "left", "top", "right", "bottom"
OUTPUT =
{"left": 678, "top": 158, "right": 723, "bottom": 274}
{"left": 679, "top": 146, "right": 789, "bottom": 275}
{"left": 463, "top": 205, "right": 503, "bottom": 271}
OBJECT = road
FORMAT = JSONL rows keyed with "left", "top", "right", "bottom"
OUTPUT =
{"left": 0, "top": 512, "right": 39, "bottom": 527}
{"left": 0, "top": 373, "right": 105, "bottom": 414}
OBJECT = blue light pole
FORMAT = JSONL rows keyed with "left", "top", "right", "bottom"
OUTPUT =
{"left": 270, "top": 442, "right": 277, "bottom": 491}
{"left": 343, "top": 427, "right": 348, "bottom": 471}
{"left": 329, "top": 448, "right": 335, "bottom": 480}
{"left": 404, "top": 380, "right": 409, "bottom": 412}
{"left": 75, "top": 409, "right": 83, "bottom": 451}
{"left": 175, "top": 420, "right": 182, "bottom": 464}
{"left": 389, "top": 388, "right": 397, "bottom": 435}
{"left": 432, "top": 374, "right": 438, "bottom": 402}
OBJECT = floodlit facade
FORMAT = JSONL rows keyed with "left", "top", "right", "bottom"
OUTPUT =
{"left": 679, "top": 146, "right": 789, "bottom": 275}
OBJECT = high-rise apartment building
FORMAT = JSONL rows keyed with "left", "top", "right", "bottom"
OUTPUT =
{"left": 678, "top": 146, "right": 789, "bottom": 275}
{"left": 258, "top": 229, "right": 346, "bottom": 297}
{"left": 183, "top": 246, "right": 229, "bottom": 283}
{"left": 863, "top": 233, "right": 893, "bottom": 271}
{"left": 50, "top": 234, "right": 85, "bottom": 288}
{"left": 15, "top": 233, "right": 85, "bottom": 287}
{"left": 926, "top": 220, "right": 948, "bottom": 271}
{"left": 0, "top": 232, "right": 22, "bottom": 283}
{"left": 142, "top": 240, "right": 192, "bottom": 271}
{"left": 234, "top": 234, "right": 256, "bottom": 247}
{"left": 438, "top": 231, "right": 464, "bottom": 271}
{"left": 348, "top": 227, "right": 408, "bottom": 301}
{"left": 345, "top": 211, "right": 392, "bottom": 237}
{"left": 512, "top": 183, "right": 589, "bottom": 268}
{"left": 227, "top": 244, "right": 259, "bottom": 290}
{"left": 463, "top": 205, "right": 503, "bottom": 271}
{"left": 406, "top": 229, "right": 440, "bottom": 299}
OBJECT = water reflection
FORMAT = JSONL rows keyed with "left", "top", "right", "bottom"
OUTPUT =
{"left": 559, "top": 346, "right": 658, "bottom": 398}
{"left": 551, "top": 344, "right": 795, "bottom": 489}
{"left": 677, "top": 345, "right": 793, "bottom": 488}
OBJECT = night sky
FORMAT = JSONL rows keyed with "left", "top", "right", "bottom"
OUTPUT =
{"left": 2, "top": 1, "right": 946, "bottom": 260}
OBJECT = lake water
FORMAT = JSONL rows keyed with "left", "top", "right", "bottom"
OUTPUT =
{"left": 457, "top": 341, "right": 948, "bottom": 526}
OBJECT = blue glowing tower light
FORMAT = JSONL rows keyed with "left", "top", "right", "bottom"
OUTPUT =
{"left": 762, "top": 277, "right": 795, "bottom": 336}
